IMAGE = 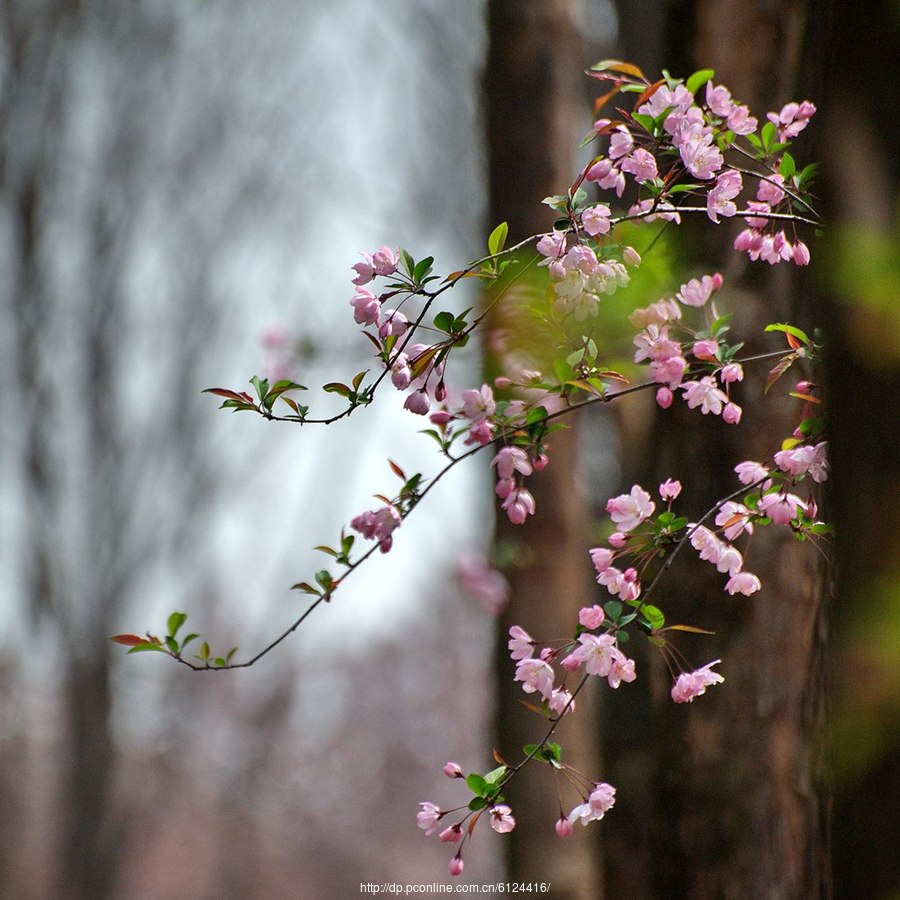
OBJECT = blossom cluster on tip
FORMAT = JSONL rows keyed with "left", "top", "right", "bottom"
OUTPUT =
{"left": 578, "top": 76, "right": 816, "bottom": 269}
{"left": 671, "top": 660, "right": 724, "bottom": 703}
{"left": 349, "top": 504, "right": 400, "bottom": 553}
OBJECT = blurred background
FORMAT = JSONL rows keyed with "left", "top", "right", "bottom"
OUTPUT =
{"left": 0, "top": 1, "right": 898, "bottom": 898}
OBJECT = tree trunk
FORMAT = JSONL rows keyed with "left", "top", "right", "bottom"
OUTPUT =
{"left": 485, "top": 2, "right": 604, "bottom": 897}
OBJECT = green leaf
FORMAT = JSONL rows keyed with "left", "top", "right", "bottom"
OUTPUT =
{"left": 466, "top": 773, "right": 488, "bottom": 797}
{"left": 315, "top": 570, "right": 334, "bottom": 591}
{"left": 127, "top": 642, "right": 166, "bottom": 654}
{"left": 165, "top": 635, "right": 179, "bottom": 655}
{"left": 488, "top": 221, "right": 508, "bottom": 256}
{"left": 760, "top": 121, "right": 776, "bottom": 152}
{"left": 765, "top": 323, "right": 810, "bottom": 345}
{"left": 412, "top": 256, "right": 434, "bottom": 283}
{"left": 180, "top": 633, "right": 200, "bottom": 650}
{"left": 483, "top": 765, "right": 508, "bottom": 785}
{"left": 604, "top": 600, "right": 623, "bottom": 621}
{"left": 322, "top": 382, "right": 351, "bottom": 397}
{"left": 249, "top": 375, "right": 269, "bottom": 402}
{"left": 779, "top": 152, "right": 796, "bottom": 179}
{"left": 468, "top": 797, "right": 488, "bottom": 812}
{"left": 166, "top": 611, "right": 187, "bottom": 638}
{"left": 198, "top": 641, "right": 210, "bottom": 660}
{"left": 686, "top": 68, "right": 715, "bottom": 95}
{"left": 433, "top": 310, "right": 455, "bottom": 333}
{"left": 640, "top": 605, "right": 666, "bottom": 631}
{"left": 399, "top": 247, "right": 416, "bottom": 278}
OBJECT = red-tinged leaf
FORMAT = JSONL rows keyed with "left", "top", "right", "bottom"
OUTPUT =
{"left": 786, "top": 331, "right": 801, "bottom": 350}
{"left": 282, "top": 396, "right": 300, "bottom": 414}
{"left": 127, "top": 643, "right": 166, "bottom": 654}
{"left": 719, "top": 513, "right": 745, "bottom": 531}
{"left": 591, "top": 85, "right": 623, "bottom": 116}
{"left": 203, "top": 388, "right": 249, "bottom": 402}
{"left": 466, "top": 811, "right": 483, "bottom": 838}
{"left": 322, "top": 382, "right": 351, "bottom": 396}
{"left": 588, "top": 59, "right": 647, "bottom": 81}
{"left": 764, "top": 354, "right": 797, "bottom": 394}
{"left": 633, "top": 79, "right": 666, "bottom": 111}
{"left": 596, "top": 368, "right": 630, "bottom": 384}
{"left": 409, "top": 345, "right": 441, "bottom": 381}
{"left": 516, "top": 698, "right": 547, "bottom": 716}
{"left": 789, "top": 391, "right": 821, "bottom": 404}
{"left": 388, "top": 459, "right": 406, "bottom": 480}
{"left": 443, "top": 270, "right": 481, "bottom": 282}
{"left": 110, "top": 633, "right": 148, "bottom": 646}
{"left": 660, "top": 624, "right": 716, "bottom": 635}
{"left": 313, "top": 545, "right": 338, "bottom": 558}
{"left": 291, "top": 582, "right": 321, "bottom": 595}
{"left": 492, "top": 748, "right": 508, "bottom": 766}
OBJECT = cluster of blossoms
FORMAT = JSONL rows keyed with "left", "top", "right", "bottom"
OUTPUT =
{"left": 577, "top": 73, "right": 816, "bottom": 269}
{"left": 349, "top": 503, "right": 401, "bottom": 553}
{"left": 536, "top": 226, "right": 636, "bottom": 321}
{"left": 628, "top": 271, "right": 750, "bottom": 417}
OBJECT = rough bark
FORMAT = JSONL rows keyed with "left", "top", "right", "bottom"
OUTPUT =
{"left": 485, "top": 2, "right": 604, "bottom": 897}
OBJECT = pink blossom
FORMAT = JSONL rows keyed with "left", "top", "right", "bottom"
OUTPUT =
{"left": 417, "top": 802, "right": 443, "bottom": 835}
{"left": 350, "top": 288, "right": 381, "bottom": 325}
{"left": 556, "top": 816, "right": 574, "bottom": 838}
{"left": 581, "top": 203, "right": 612, "bottom": 236}
{"left": 692, "top": 339, "right": 719, "bottom": 361}
{"left": 681, "top": 376, "right": 728, "bottom": 415}
{"left": 585, "top": 158, "right": 626, "bottom": 196}
{"left": 767, "top": 100, "right": 816, "bottom": 141}
{"left": 678, "top": 129, "right": 723, "bottom": 180}
{"left": 464, "top": 419, "right": 493, "bottom": 446}
{"left": 378, "top": 309, "right": 408, "bottom": 339}
{"left": 620, "top": 148, "right": 658, "bottom": 182}
{"left": 578, "top": 604, "right": 606, "bottom": 629}
{"left": 725, "top": 571, "right": 762, "bottom": 596}
{"left": 715, "top": 543, "right": 743, "bottom": 576}
{"left": 568, "top": 782, "right": 616, "bottom": 825}
{"left": 508, "top": 625, "right": 535, "bottom": 661}
{"left": 449, "top": 855, "right": 464, "bottom": 877}
{"left": 638, "top": 83, "right": 692, "bottom": 119}
{"left": 734, "top": 460, "right": 770, "bottom": 485}
{"left": 589, "top": 547, "right": 615, "bottom": 573}
{"left": 607, "top": 654, "right": 637, "bottom": 689}
{"left": 727, "top": 104, "right": 757, "bottom": 134}
{"left": 629, "top": 198, "right": 682, "bottom": 224}
{"left": 719, "top": 363, "right": 744, "bottom": 384}
{"left": 443, "top": 761, "right": 464, "bottom": 779}
{"left": 722, "top": 402, "right": 742, "bottom": 425}
{"left": 548, "top": 688, "right": 575, "bottom": 717}
{"left": 371, "top": 245, "right": 399, "bottom": 276}
{"left": 502, "top": 488, "right": 536, "bottom": 525}
{"left": 671, "top": 660, "right": 724, "bottom": 703}
{"left": 571, "top": 632, "right": 618, "bottom": 677}
{"left": 774, "top": 442, "right": 829, "bottom": 483}
{"left": 705, "top": 82, "right": 733, "bottom": 117}
{"left": 490, "top": 804, "right": 516, "bottom": 834}
{"left": 492, "top": 446, "right": 533, "bottom": 480}
{"left": 715, "top": 501, "right": 754, "bottom": 540}
{"left": 656, "top": 387, "right": 674, "bottom": 409}
{"left": 351, "top": 505, "right": 401, "bottom": 553}
{"left": 633, "top": 324, "right": 681, "bottom": 364}
{"left": 690, "top": 525, "right": 725, "bottom": 565}
{"left": 461, "top": 384, "right": 496, "bottom": 421}
{"left": 536, "top": 230, "right": 567, "bottom": 262}
{"left": 390, "top": 353, "right": 412, "bottom": 389}
{"left": 650, "top": 356, "right": 689, "bottom": 390}
{"left": 439, "top": 824, "right": 463, "bottom": 844}
{"left": 757, "top": 173, "right": 786, "bottom": 205}
{"left": 659, "top": 479, "right": 682, "bottom": 502}
{"left": 792, "top": 240, "right": 811, "bottom": 266}
{"left": 608, "top": 531, "right": 628, "bottom": 549}
{"left": 622, "top": 245, "right": 643, "bottom": 267}
{"left": 628, "top": 299, "right": 681, "bottom": 328}
{"left": 677, "top": 273, "right": 723, "bottom": 307}
{"left": 514, "top": 656, "right": 555, "bottom": 700}
{"left": 608, "top": 125, "right": 634, "bottom": 159}
{"left": 758, "top": 491, "right": 804, "bottom": 525}
{"left": 707, "top": 169, "right": 743, "bottom": 223}
{"left": 734, "top": 227, "right": 764, "bottom": 259}
{"left": 404, "top": 391, "right": 431, "bottom": 416}
{"left": 606, "top": 484, "right": 656, "bottom": 532}
{"left": 351, "top": 252, "right": 377, "bottom": 285}
{"left": 458, "top": 555, "right": 509, "bottom": 614}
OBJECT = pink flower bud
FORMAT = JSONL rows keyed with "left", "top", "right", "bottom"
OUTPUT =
{"left": 622, "top": 245, "right": 642, "bottom": 267}
{"left": 608, "top": 532, "right": 627, "bottom": 548}
{"left": 719, "top": 363, "right": 744, "bottom": 384}
{"left": 692, "top": 339, "right": 719, "bottom": 361}
{"left": 659, "top": 478, "right": 682, "bottom": 501}
{"left": 792, "top": 240, "right": 810, "bottom": 266}
{"left": 532, "top": 452, "right": 549, "bottom": 472}
{"left": 656, "top": 387, "right": 674, "bottom": 409}
{"left": 449, "top": 855, "right": 464, "bottom": 877}
{"left": 494, "top": 376, "right": 512, "bottom": 389}
{"left": 443, "top": 761, "right": 464, "bottom": 779}
{"left": 434, "top": 381, "right": 447, "bottom": 402}
{"left": 429, "top": 410, "right": 452, "bottom": 426}
{"left": 722, "top": 402, "right": 742, "bottom": 425}
{"left": 556, "top": 816, "right": 574, "bottom": 838}
{"left": 404, "top": 391, "right": 431, "bottom": 416}
{"left": 578, "top": 605, "right": 605, "bottom": 630}
{"left": 440, "top": 825, "right": 463, "bottom": 843}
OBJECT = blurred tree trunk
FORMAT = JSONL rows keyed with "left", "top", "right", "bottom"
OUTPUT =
{"left": 603, "top": 2, "right": 832, "bottom": 898}
{"left": 485, "top": 2, "right": 604, "bottom": 898}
